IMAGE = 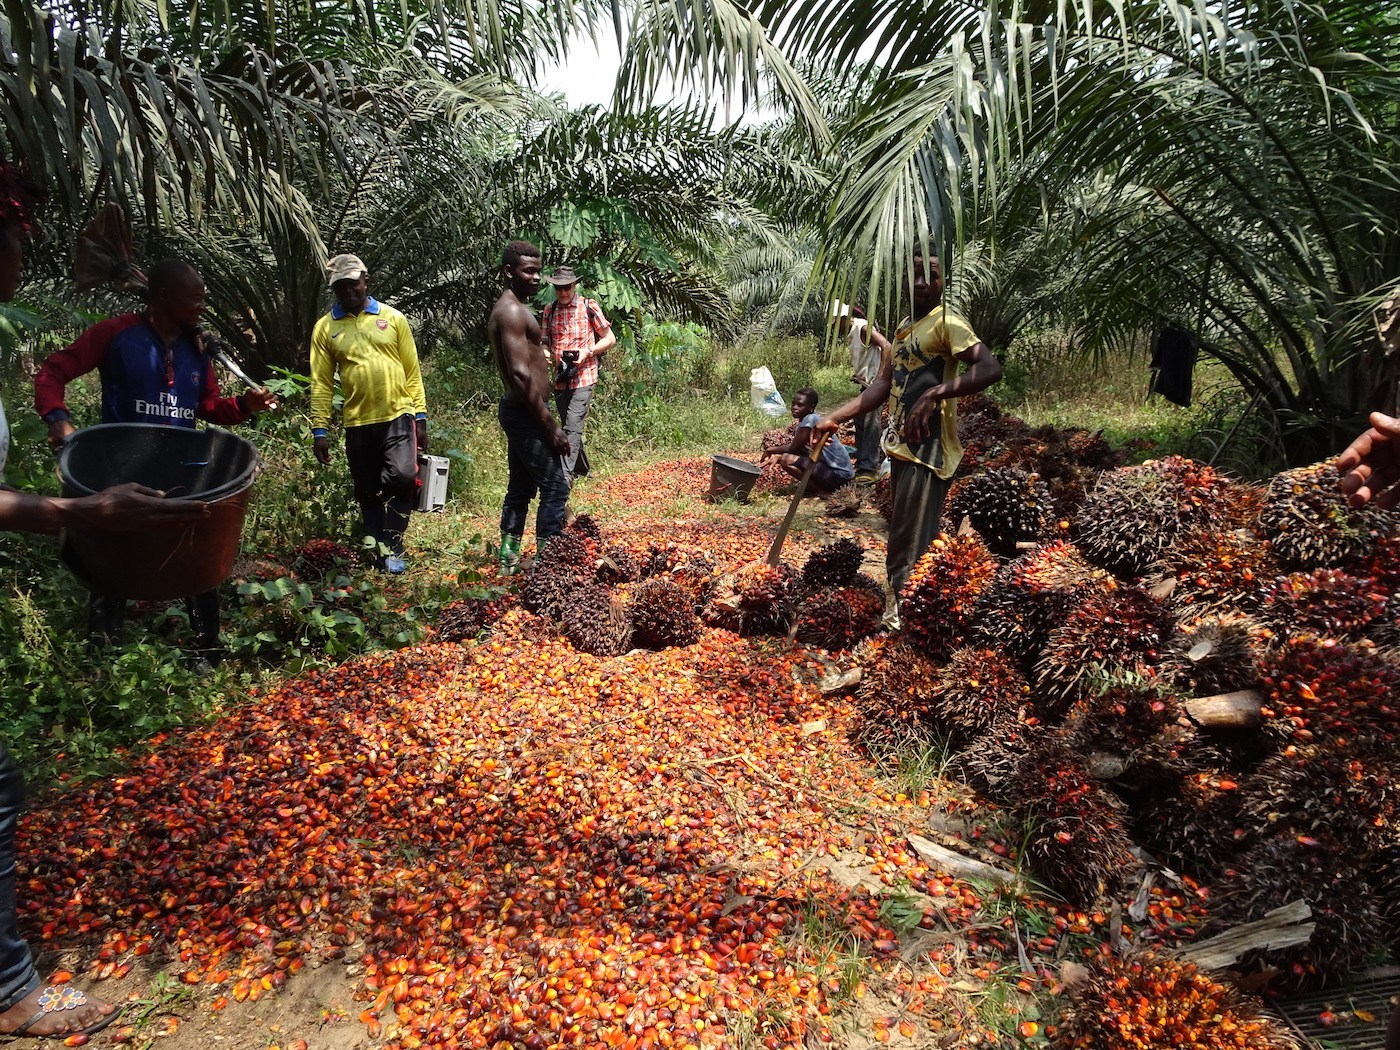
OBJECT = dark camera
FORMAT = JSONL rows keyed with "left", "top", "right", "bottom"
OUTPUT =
{"left": 557, "top": 350, "right": 580, "bottom": 384}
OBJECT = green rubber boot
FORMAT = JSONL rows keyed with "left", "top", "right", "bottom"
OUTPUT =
{"left": 499, "top": 532, "right": 524, "bottom": 575}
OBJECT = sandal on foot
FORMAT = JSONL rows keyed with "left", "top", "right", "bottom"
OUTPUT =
{"left": 3, "top": 985, "right": 121, "bottom": 1041}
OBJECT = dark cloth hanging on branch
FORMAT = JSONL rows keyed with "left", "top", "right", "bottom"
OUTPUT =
{"left": 1149, "top": 323, "right": 1197, "bottom": 407}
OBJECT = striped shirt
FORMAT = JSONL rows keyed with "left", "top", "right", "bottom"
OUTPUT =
{"left": 310, "top": 297, "right": 426, "bottom": 430}
{"left": 543, "top": 297, "right": 610, "bottom": 390}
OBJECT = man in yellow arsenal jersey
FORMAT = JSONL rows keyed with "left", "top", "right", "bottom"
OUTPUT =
{"left": 310, "top": 253, "right": 428, "bottom": 574}
{"left": 817, "top": 253, "right": 1002, "bottom": 603}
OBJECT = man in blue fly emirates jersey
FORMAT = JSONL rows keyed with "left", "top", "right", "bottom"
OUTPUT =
{"left": 34, "top": 257, "right": 277, "bottom": 662}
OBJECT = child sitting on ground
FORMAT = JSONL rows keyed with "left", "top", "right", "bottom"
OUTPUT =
{"left": 760, "top": 387, "right": 855, "bottom": 495}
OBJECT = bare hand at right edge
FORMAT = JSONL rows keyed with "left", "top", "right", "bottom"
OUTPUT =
{"left": 75, "top": 484, "right": 209, "bottom": 531}
{"left": 1338, "top": 411, "right": 1400, "bottom": 508}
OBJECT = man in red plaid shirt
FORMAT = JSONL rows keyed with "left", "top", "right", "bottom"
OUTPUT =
{"left": 542, "top": 265, "right": 615, "bottom": 482}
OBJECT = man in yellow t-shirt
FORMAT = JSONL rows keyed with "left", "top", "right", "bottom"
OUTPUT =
{"left": 309, "top": 254, "right": 428, "bottom": 574}
{"left": 817, "top": 253, "right": 1002, "bottom": 602}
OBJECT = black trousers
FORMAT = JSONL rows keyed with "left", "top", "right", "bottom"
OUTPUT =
{"left": 88, "top": 590, "right": 220, "bottom": 652}
{"left": 345, "top": 414, "right": 417, "bottom": 557}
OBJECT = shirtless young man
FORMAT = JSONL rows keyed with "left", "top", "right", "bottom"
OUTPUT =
{"left": 487, "top": 240, "right": 572, "bottom": 572}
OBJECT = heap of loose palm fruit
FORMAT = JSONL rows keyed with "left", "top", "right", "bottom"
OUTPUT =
{"left": 856, "top": 419, "right": 1400, "bottom": 991}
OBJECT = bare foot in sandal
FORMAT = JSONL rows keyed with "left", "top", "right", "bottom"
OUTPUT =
{"left": 0, "top": 984, "right": 118, "bottom": 1038}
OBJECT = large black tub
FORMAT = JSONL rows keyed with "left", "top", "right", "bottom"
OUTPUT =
{"left": 59, "top": 424, "right": 259, "bottom": 600}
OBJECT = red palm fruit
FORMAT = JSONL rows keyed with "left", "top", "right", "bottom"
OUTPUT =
{"left": 290, "top": 539, "right": 358, "bottom": 581}
{"left": 927, "top": 647, "right": 1029, "bottom": 742}
{"left": 627, "top": 579, "right": 701, "bottom": 650}
{"left": 1052, "top": 950, "right": 1301, "bottom": 1049}
{"left": 436, "top": 592, "right": 519, "bottom": 643}
{"left": 562, "top": 585, "right": 632, "bottom": 657}
{"left": 898, "top": 534, "right": 997, "bottom": 659}
{"left": 1149, "top": 527, "right": 1276, "bottom": 613}
{"left": 702, "top": 563, "right": 796, "bottom": 637}
{"left": 1007, "top": 737, "right": 1136, "bottom": 905}
{"left": 520, "top": 530, "right": 598, "bottom": 618}
{"left": 1160, "top": 612, "right": 1266, "bottom": 696}
{"left": 1258, "top": 459, "right": 1390, "bottom": 570}
{"left": 1214, "top": 828, "right": 1386, "bottom": 988}
{"left": 800, "top": 538, "right": 865, "bottom": 588}
{"left": 1130, "top": 767, "right": 1246, "bottom": 879}
{"left": 1062, "top": 669, "right": 1182, "bottom": 760}
{"left": 1257, "top": 635, "right": 1400, "bottom": 744}
{"left": 953, "top": 715, "right": 1048, "bottom": 805}
{"left": 794, "top": 585, "right": 884, "bottom": 653}
{"left": 971, "top": 541, "right": 1112, "bottom": 666}
{"left": 1260, "top": 567, "right": 1387, "bottom": 641}
{"left": 944, "top": 467, "right": 1052, "bottom": 557}
{"left": 851, "top": 636, "right": 943, "bottom": 756}
{"left": 1036, "top": 586, "right": 1176, "bottom": 713}
{"left": 1236, "top": 738, "right": 1399, "bottom": 852}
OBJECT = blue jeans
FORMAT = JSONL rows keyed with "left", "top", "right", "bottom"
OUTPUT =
{"left": 0, "top": 742, "right": 38, "bottom": 1012}
{"left": 498, "top": 398, "right": 571, "bottom": 542}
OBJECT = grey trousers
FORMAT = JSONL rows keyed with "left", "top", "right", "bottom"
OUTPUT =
{"left": 852, "top": 408, "right": 883, "bottom": 474}
{"left": 554, "top": 384, "right": 594, "bottom": 481}
{"left": 887, "top": 457, "right": 951, "bottom": 598}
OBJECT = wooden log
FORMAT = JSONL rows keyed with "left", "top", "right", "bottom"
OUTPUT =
{"left": 1173, "top": 899, "right": 1313, "bottom": 971}
{"left": 1184, "top": 689, "right": 1263, "bottom": 729}
{"left": 906, "top": 833, "right": 1016, "bottom": 885}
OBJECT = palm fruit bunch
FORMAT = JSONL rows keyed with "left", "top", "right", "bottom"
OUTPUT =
{"left": 291, "top": 538, "right": 358, "bottom": 581}
{"left": 1236, "top": 739, "right": 1399, "bottom": 851}
{"left": 562, "top": 584, "right": 633, "bottom": 657}
{"left": 1159, "top": 612, "right": 1264, "bottom": 696}
{"left": 436, "top": 592, "right": 519, "bottom": 643}
{"left": 627, "top": 579, "right": 701, "bottom": 650}
{"left": 701, "top": 562, "right": 795, "bottom": 637}
{"left": 851, "top": 636, "right": 942, "bottom": 754}
{"left": 1259, "top": 567, "right": 1387, "bottom": 641}
{"left": 1148, "top": 528, "right": 1274, "bottom": 613}
{"left": 1370, "top": 842, "right": 1400, "bottom": 952}
{"left": 794, "top": 584, "right": 885, "bottom": 652}
{"left": 898, "top": 534, "right": 997, "bottom": 659}
{"left": 594, "top": 544, "right": 640, "bottom": 586}
{"left": 943, "top": 467, "right": 1052, "bottom": 557}
{"left": 1258, "top": 460, "right": 1383, "bottom": 569}
{"left": 520, "top": 529, "right": 598, "bottom": 618}
{"left": 640, "top": 543, "right": 716, "bottom": 581}
{"left": 824, "top": 485, "right": 862, "bottom": 518}
{"left": 1372, "top": 593, "right": 1400, "bottom": 648}
{"left": 927, "top": 648, "right": 1029, "bottom": 742}
{"left": 983, "top": 426, "right": 1089, "bottom": 521}
{"left": 1076, "top": 456, "right": 1235, "bottom": 580}
{"left": 1214, "top": 827, "right": 1386, "bottom": 986}
{"left": 971, "top": 541, "right": 1111, "bottom": 666}
{"left": 954, "top": 716, "right": 1047, "bottom": 804}
{"left": 1051, "top": 950, "right": 1302, "bottom": 1050}
{"left": 800, "top": 538, "right": 865, "bottom": 588}
{"left": 1131, "top": 768, "right": 1244, "bottom": 878}
{"left": 564, "top": 511, "right": 604, "bottom": 544}
{"left": 1065, "top": 428, "right": 1122, "bottom": 471}
{"left": 868, "top": 473, "right": 894, "bottom": 523}
{"left": 761, "top": 421, "right": 797, "bottom": 453}
{"left": 1074, "top": 463, "right": 1185, "bottom": 578}
{"left": 1036, "top": 586, "right": 1175, "bottom": 709}
{"left": 1257, "top": 635, "right": 1400, "bottom": 744}
{"left": 1007, "top": 737, "right": 1136, "bottom": 904}
{"left": 1063, "top": 670, "right": 1182, "bottom": 760}
{"left": 1352, "top": 533, "right": 1400, "bottom": 591}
